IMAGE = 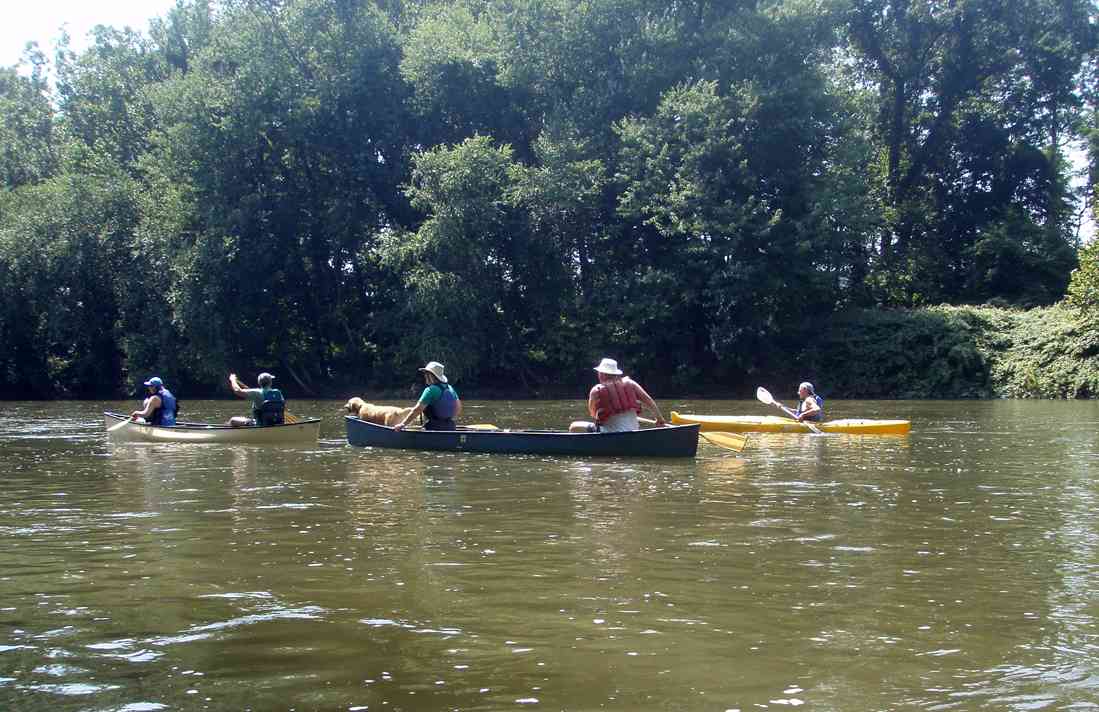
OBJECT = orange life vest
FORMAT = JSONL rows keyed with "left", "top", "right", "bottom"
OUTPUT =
{"left": 592, "top": 378, "right": 641, "bottom": 424}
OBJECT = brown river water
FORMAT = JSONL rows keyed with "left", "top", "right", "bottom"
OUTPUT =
{"left": 0, "top": 398, "right": 1097, "bottom": 711}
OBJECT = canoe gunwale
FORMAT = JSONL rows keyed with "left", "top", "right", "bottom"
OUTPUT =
{"left": 103, "top": 411, "right": 321, "bottom": 444}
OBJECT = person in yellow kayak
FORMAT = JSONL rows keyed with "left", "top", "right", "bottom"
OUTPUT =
{"left": 393, "top": 361, "right": 462, "bottom": 431}
{"left": 794, "top": 382, "right": 824, "bottom": 422}
{"left": 570, "top": 358, "right": 666, "bottom": 433}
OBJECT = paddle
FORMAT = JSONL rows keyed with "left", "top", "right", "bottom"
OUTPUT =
{"left": 755, "top": 387, "right": 823, "bottom": 434}
{"left": 639, "top": 417, "right": 748, "bottom": 453}
{"left": 107, "top": 416, "right": 135, "bottom": 432}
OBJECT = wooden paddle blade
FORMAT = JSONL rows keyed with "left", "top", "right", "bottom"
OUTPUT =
{"left": 699, "top": 431, "right": 749, "bottom": 452}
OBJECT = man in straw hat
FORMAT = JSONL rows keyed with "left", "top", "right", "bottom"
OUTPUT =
{"left": 569, "top": 358, "right": 666, "bottom": 433}
{"left": 394, "top": 361, "right": 463, "bottom": 431}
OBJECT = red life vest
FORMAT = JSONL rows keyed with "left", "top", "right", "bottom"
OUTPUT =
{"left": 592, "top": 378, "right": 641, "bottom": 423}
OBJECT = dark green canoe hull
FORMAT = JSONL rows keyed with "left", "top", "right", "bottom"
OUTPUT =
{"left": 345, "top": 417, "right": 699, "bottom": 457}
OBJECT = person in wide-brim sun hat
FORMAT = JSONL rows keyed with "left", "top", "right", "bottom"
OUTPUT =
{"left": 394, "top": 361, "right": 462, "bottom": 431}
{"left": 570, "top": 357, "right": 666, "bottom": 433}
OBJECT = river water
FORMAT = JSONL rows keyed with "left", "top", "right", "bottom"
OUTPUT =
{"left": 0, "top": 398, "right": 1097, "bottom": 711}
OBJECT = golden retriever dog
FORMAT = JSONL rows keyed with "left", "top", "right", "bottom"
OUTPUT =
{"left": 343, "top": 397, "right": 415, "bottom": 427}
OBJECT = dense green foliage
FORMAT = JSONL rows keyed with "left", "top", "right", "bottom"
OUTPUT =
{"left": 1067, "top": 238, "right": 1099, "bottom": 311}
{"left": 813, "top": 305, "right": 1099, "bottom": 399}
{"left": 0, "top": 0, "right": 1096, "bottom": 398}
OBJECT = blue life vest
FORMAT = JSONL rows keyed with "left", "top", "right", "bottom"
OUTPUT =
{"left": 796, "top": 394, "right": 824, "bottom": 422}
{"left": 253, "top": 388, "right": 285, "bottom": 426}
{"left": 150, "top": 388, "right": 177, "bottom": 427}
{"left": 425, "top": 384, "right": 458, "bottom": 429}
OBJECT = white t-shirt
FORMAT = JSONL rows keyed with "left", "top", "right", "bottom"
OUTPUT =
{"left": 600, "top": 411, "right": 639, "bottom": 433}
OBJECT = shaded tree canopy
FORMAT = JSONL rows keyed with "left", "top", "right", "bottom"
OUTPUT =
{"left": 0, "top": 0, "right": 1095, "bottom": 398}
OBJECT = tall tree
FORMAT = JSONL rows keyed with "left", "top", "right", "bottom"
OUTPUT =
{"left": 846, "top": 0, "right": 1095, "bottom": 305}
{"left": 0, "top": 56, "right": 58, "bottom": 189}
{"left": 146, "top": 0, "right": 412, "bottom": 389}
{"left": 377, "top": 135, "right": 569, "bottom": 386}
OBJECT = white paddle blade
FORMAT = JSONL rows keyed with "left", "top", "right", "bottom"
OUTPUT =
{"left": 755, "top": 387, "right": 774, "bottom": 405}
{"left": 108, "top": 417, "right": 133, "bottom": 432}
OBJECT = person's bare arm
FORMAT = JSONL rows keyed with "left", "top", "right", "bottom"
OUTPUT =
{"left": 796, "top": 397, "right": 820, "bottom": 421}
{"left": 393, "top": 402, "right": 426, "bottom": 430}
{"left": 631, "top": 381, "right": 665, "bottom": 425}
{"left": 228, "top": 373, "right": 248, "bottom": 398}
{"left": 131, "top": 395, "right": 160, "bottom": 419}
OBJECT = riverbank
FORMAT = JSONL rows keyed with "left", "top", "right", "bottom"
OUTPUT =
{"left": 813, "top": 304, "right": 1099, "bottom": 399}
{"left": 4, "top": 304, "right": 1096, "bottom": 401}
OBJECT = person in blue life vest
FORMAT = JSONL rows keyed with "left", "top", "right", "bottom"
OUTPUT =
{"left": 393, "top": 361, "right": 462, "bottom": 431}
{"left": 130, "top": 376, "right": 177, "bottom": 426}
{"left": 794, "top": 381, "right": 824, "bottom": 422}
{"left": 569, "top": 358, "right": 666, "bottom": 433}
{"left": 227, "top": 372, "right": 286, "bottom": 427}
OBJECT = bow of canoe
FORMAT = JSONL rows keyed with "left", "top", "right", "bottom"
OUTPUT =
{"left": 670, "top": 411, "right": 911, "bottom": 435}
{"left": 104, "top": 412, "right": 321, "bottom": 444}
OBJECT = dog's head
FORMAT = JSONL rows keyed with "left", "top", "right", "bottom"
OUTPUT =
{"left": 343, "top": 397, "right": 365, "bottom": 413}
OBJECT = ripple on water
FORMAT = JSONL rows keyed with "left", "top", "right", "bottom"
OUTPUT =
{"left": 147, "top": 605, "right": 327, "bottom": 647}
{"left": 21, "top": 682, "right": 122, "bottom": 695}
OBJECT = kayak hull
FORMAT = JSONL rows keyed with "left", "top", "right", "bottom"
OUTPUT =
{"left": 670, "top": 411, "right": 911, "bottom": 435}
{"left": 346, "top": 417, "right": 700, "bottom": 457}
{"left": 104, "top": 412, "right": 321, "bottom": 444}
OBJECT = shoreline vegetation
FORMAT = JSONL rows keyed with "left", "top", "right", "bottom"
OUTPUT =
{"left": 1, "top": 2, "right": 1096, "bottom": 402}
{"left": 814, "top": 304, "right": 1099, "bottom": 401}
{"left": 6, "top": 304, "right": 1097, "bottom": 402}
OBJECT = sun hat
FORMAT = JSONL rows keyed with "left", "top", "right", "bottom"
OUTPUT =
{"left": 418, "top": 361, "right": 448, "bottom": 383}
{"left": 593, "top": 358, "right": 623, "bottom": 376}
{"left": 258, "top": 372, "right": 276, "bottom": 385}
{"left": 143, "top": 376, "right": 163, "bottom": 387}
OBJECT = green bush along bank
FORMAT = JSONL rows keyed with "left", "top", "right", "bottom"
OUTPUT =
{"left": 813, "top": 305, "right": 1099, "bottom": 400}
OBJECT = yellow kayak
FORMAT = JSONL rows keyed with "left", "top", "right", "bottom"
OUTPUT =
{"left": 670, "top": 411, "right": 911, "bottom": 435}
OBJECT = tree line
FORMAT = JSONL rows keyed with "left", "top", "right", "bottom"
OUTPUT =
{"left": 1, "top": 0, "right": 1096, "bottom": 399}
